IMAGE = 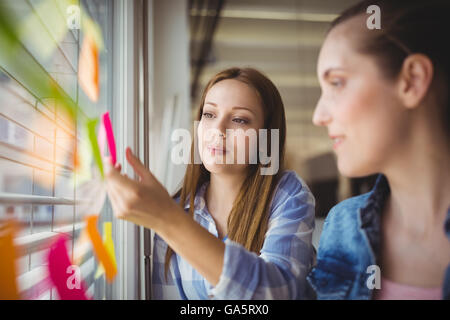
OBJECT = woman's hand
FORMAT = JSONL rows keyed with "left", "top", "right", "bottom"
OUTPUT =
{"left": 106, "top": 147, "right": 225, "bottom": 286}
{"left": 105, "top": 147, "right": 182, "bottom": 232}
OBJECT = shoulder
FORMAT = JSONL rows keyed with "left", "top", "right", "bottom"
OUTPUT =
{"left": 274, "top": 170, "right": 312, "bottom": 198}
{"left": 308, "top": 192, "right": 376, "bottom": 298}
{"left": 316, "top": 192, "right": 373, "bottom": 266}
{"left": 324, "top": 192, "right": 371, "bottom": 227}
{"left": 269, "top": 170, "right": 315, "bottom": 221}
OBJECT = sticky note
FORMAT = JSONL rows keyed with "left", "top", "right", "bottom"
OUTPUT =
{"left": 102, "top": 111, "right": 117, "bottom": 166}
{"left": 0, "top": 220, "right": 20, "bottom": 300}
{"left": 47, "top": 234, "right": 89, "bottom": 300}
{"left": 85, "top": 215, "right": 117, "bottom": 282}
{"left": 72, "top": 126, "right": 94, "bottom": 186}
{"left": 97, "top": 111, "right": 117, "bottom": 166}
{"left": 78, "top": 34, "right": 99, "bottom": 102}
{"left": 94, "top": 222, "right": 117, "bottom": 279}
{"left": 97, "top": 117, "right": 107, "bottom": 158}
{"left": 87, "top": 118, "right": 104, "bottom": 178}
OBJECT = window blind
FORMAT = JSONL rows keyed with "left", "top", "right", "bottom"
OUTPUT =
{"left": 0, "top": 0, "right": 113, "bottom": 300}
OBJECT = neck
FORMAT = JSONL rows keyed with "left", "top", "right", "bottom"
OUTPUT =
{"left": 206, "top": 171, "right": 246, "bottom": 214}
{"left": 383, "top": 122, "right": 450, "bottom": 238}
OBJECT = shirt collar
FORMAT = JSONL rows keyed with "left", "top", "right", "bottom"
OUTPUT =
{"left": 358, "top": 174, "right": 389, "bottom": 260}
{"left": 183, "top": 180, "right": 211, "bottom": 220}
{"left": 445, "top": 208, "right": 450, "bottom": 241}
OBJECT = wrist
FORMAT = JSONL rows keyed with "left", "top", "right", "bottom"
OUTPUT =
{"left": 156, "top": 202, "right": 188, "bottom": 238}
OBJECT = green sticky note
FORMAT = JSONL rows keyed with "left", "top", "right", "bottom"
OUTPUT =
{"left": 86, "top": 118, "right": 104, "bottom": 178}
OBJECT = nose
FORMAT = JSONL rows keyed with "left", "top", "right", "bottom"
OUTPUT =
{"left": 214, "top": 118, "right": 227, "bottom": 139}
{"left": 204, "top": 116, "right": 227, "bottom": 143}
{"left": 312, "top": 97, "right": 332, "bottom": 127}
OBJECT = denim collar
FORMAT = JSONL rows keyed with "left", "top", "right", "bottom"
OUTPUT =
{"left": 358, "top": 174, "right": 450, "bottom": 263}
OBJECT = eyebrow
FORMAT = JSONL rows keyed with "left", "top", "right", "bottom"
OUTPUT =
{"left": 322, "top": 67, "right": 347, "bottom": 79}
{"left": 204, "top": 101, "right": 256, "bottom": 116}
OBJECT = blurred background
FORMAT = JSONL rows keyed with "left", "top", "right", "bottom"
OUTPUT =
{"left": 0, "top": 0, "right": 378, "bottom": 300}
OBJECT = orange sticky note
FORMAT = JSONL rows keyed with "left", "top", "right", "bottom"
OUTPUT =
{"left": 85, "top": 215, "right": 117, "bottom": 282}
{"left": 78, "top": 34, "right": 99, "bottom": 102}
{"left": 0, "top": 220, "right": 20, "bottom": 300}
{"left": 94, "top": 222, "right": 117, "bottom": 279}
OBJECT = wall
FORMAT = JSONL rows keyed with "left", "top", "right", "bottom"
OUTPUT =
{"left": 150, "top": 0, "right": 191, "bottom": 194}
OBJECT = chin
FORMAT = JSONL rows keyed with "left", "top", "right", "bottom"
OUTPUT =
{"left": 203, "top": 163, "right": 227, "bottom": 174}
{"left": 203, "top": 160, "right": 249, "bottom": 177}
{"left": 337, "top": 157, "right": 376, "bottom": 178}
{"left": 201, "top": 155, "right": 228, "bottom": 173}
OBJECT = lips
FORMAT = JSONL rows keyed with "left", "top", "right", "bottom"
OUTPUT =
{"left": 329, "top": 135, "right": 345, "bottom": 150}
{"left": 207, "top": 145, "right": 227, "bottom": 155}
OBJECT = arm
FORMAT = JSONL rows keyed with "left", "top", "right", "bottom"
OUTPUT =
{"left": 106, "top": 148, "right": 225, "bottom": 285}
{"left": 205, "top": 174, "right": 316, "bottom": 299}
{"left": 106, "top": 150, "right": 314, "bottom": 299}
{"left": 158, "top": 207, "right": 226, "bottom": 286}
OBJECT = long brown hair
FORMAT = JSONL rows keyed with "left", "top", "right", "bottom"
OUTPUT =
{"left": 164, "top": 67, "right": 287, "bottom": 278}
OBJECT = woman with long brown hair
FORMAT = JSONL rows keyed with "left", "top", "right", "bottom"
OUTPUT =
{"left": 106, "top": 67, "right": 316, "bottom": 299}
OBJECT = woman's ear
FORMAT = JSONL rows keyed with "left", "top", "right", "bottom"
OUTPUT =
{"left": 397, "top": 54, "right": 434, "bottom": 109}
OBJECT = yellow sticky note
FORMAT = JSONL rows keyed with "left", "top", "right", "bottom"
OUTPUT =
{"left": 94, "top": 222, "right": 117, "bottom": 280}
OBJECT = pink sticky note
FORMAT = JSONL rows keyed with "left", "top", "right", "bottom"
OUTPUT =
{"left": 47, "top": 234, "right": 90, "bottom": 300}
{"left": 102, "top": 111, "right": 116, "bottom": 165}
{"left": 97, "top": 118, "right": 107, "bottom": 157}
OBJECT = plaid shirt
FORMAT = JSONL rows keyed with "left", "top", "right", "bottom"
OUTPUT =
{"left": 152, "top": 170, "right": 316, "bottom": 300}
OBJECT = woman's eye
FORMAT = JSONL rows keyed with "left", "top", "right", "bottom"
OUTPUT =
{"left": 330, "top": 78, "right": 345, "bottom": 88}
{"left": 202, "top": 112, "right": 214, "bottom": 118}
{"left": 232, "top": 118, "right": 248, "bottom": 125}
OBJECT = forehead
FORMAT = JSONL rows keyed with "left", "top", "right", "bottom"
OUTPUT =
{"left": 317, "top": 15, "right": 371, "bottom": 74}
{"left": 205, "top": 79, "right": 261, "bottom": 109}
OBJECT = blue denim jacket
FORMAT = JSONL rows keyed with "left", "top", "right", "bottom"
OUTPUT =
{"left": 307, "top": 174, "right": 450, "bottom": 299}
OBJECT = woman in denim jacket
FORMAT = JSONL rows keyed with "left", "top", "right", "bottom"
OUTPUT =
{"left": 307, "top": 0, "right": 450, "bottom": 299}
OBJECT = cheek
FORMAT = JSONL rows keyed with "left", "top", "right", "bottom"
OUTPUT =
{"left": 335, "top": 84, "right": 402, "bottom": 175}
{"left": 228, "top": 130, "right": 259, "bottom": 164}
{"left": 336, "top": 78, "right": 397, "bottom": 136}
{"left": 337, "top": 81, "right": 377, "bottom": 122}
{"left": 231, "top": 132, "right": 246, "bottom": 149}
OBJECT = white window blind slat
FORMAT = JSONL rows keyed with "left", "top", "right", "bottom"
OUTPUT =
{"left": 14, "top": 222, "right": 84, "bottom": 254}
{"left": 0, "top": 192, "right": 78, "bottom": 205}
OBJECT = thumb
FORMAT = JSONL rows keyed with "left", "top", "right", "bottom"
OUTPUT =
{"left": 126, "top": 147, "right": 152, "bottom": 181}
